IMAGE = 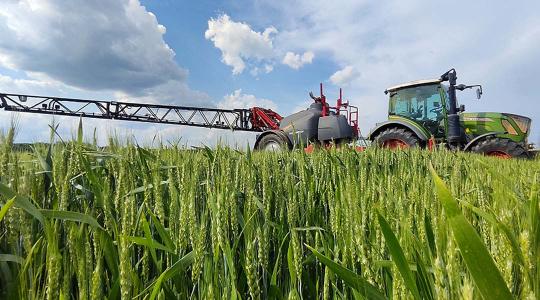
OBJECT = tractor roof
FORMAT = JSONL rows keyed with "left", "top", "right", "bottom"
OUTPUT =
{"left": 385, "top": 79, "right": 442, "bottom": 94}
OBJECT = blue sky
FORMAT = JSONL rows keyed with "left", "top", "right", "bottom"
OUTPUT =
{"left": 138, "top": 0, "right": 339, "bottom": 113}
{"left": 1, "top": 0, "right": 539, "bottom": 146}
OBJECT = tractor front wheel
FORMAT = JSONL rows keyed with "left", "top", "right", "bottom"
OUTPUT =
{"left": 471, "top": 137, "right": 529, "bottom": 159}
{"left": 374, "top": 128, "right": 420, "bottom": 149}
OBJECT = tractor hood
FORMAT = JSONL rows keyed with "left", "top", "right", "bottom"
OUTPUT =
{"left": 461, "top": 112, "right": 531, "bottom": 141}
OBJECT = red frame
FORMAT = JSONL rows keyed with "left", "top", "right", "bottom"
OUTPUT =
{"left": 320, "top": 84, "right": 359, "bottom": 137}
{"left": 250, "top": 107, "right": 282, "bottom": 130}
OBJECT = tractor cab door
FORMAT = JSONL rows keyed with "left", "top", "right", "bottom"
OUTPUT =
{"left": 389, "top": 84, "right": 445, "bottom": 138}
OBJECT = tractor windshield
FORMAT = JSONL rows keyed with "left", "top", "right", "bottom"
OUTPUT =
{"left": 389, "top": 84, "right": 444, "bottom": 135}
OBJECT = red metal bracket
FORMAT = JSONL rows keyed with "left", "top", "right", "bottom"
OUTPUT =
{"left": 250, "top": 107, "right": 282, "bottom": 131}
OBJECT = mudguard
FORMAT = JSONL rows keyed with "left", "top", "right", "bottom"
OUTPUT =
{"left": 368, "top": 120, "right": 430, "bottom": 141}
{"left": 463, "top": 131, "right": 505, "bottom": 151}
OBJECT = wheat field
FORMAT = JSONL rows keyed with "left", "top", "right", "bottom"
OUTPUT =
{"left": 0, "top": 125, "right": 539, "bottom": 299}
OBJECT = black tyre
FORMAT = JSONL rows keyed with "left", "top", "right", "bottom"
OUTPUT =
{"left": 471, "top": 137, "right": 529, "bottom": 159}
{"left": 373, "top": 128, "right": 420, "bottom": 149}
{"left": 255, "top": 132, "right": 290, "bottom": 151}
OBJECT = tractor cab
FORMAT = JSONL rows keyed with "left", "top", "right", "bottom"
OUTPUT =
{"left": 386, "top": 79, "right": 447, "bottom": 139}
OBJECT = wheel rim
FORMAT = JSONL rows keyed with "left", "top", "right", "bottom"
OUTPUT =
{"left": 264, "top": 141, "right": 282, "bottom": 151}
{"left": 486, "top": 151, "right": 511, "bottom": 159}
{"left": 382, "top": 139, "right": 409, "bottom": 149}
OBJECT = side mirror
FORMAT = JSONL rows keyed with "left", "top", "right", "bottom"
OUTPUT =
{"left": 459, "top": 104, "right": 466, "bottom": 112}
{"left": 476, "top": 87, "right": 482, "bottom": 99}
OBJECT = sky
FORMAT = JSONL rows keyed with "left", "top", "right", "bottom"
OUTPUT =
{"left": 0, "top": 0, "right": 539, "bottom": 147}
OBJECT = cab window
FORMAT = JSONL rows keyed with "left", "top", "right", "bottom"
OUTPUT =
{"left": 389, "top": 84, "right": 444, "bottom": 136}
{"left": 389, "top": 84, "right": 442, "bottom": 122}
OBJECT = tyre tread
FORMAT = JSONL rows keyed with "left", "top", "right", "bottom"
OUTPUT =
{"left": 471, "top": 137, "right": 528, "bottom": 158}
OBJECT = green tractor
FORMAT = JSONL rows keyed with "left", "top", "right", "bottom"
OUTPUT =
{"left": 368, "top": 69, "right": 532, "bottom": 158}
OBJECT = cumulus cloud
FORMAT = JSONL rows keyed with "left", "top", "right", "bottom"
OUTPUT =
{"left": 249, "top": 64, "right": 274, "bottom": 77}
{"left": 329, "top": 66, "right": 356, "bottom": 86}
{"left": 282, "top": 51, "right": 314, "bottom": 69}
{"left": 205, "top": 14, "right": 316, "bottom": 75}
{"left": 0, "top": 0, "right": 219, "bottom": 145}
{"left": 218, "top": 89, "right": 277, "bottom": 111}
{"left": 0, "top": 0, "right": 206, "bottom": 106}
{"left": 113, "top": 80, "right": 212, "bottom": 106}
{"left": 205, "top": 14, "right": 277, "bottom": 75}
{"left": 0, "top": 74, "right": 61, "bottom": 94}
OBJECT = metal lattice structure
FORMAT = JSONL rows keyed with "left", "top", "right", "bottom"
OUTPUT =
{"left": 0, "top": 93, "right": 278, "bottom": 132}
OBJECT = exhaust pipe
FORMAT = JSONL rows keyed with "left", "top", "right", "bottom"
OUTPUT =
{"left": 441, "top": 69, "right": 461, "bottom": 147}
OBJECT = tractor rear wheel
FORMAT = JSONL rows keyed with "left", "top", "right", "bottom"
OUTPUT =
{"left": 471, "top": 137, "right": 529, "bottom": 159}
{"left": 374, "top": 128, "right": 420, "bottom": 149}
{"left": 255, "top": 132, "right": 290, "bottom": 151}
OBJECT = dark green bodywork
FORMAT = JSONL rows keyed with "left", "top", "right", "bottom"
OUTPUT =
{"left": 370, "top": 82, "right": 531, "bottom": 146}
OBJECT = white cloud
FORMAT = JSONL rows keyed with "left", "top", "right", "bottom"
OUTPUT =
{"left": 204, "top": 14, "right": 317, "bottom": 75}
{"left": 113, "top": 80, "right": 212, "bottom": 106}
{"left": 249, "top": 64, "right": 275, "bottom": 77}
{"left": 0, "top": 74, "right": 62, "bottom": 94}
{"left": 329, "top": 66, "right": 356, "bottom": 86}
{"left": 205, "top": 14, "right": 277, "bottom": 75}
{"left": 264, "top": 64, "right": 274, "bottom": 73}
{"left": 218, "top": 89, "right": 277, "bottom": 111}
{"left": 282, "top": 51, "right": 314, "bottom": 70}
{"left": 0, "top": 0, "right": 218, "bottom": 146}
{"left": 0, "top": 0, "right": 206, "bottom": 106}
